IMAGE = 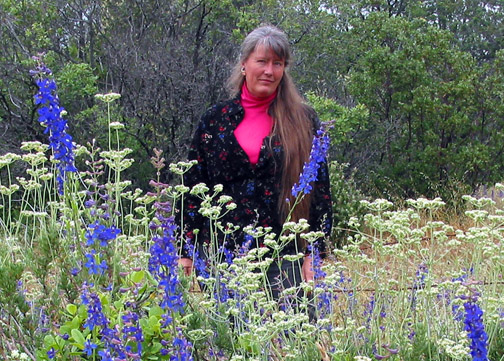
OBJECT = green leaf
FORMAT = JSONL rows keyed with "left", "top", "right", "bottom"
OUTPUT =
{"left": 66, "top": 303, "right": 77, "bottom": 315}
{"left": 150, "top": 342, "right": 163, "bottom": 353}
{"left": 149, "top": 305, "right": 163, "bottom": 318}
{"left": 148, "top": 315, "right": 160, "bottom": 333}
{"left": 131, "top": 270, "right": 145, "bottom": 283}
{"left": 71, "top": 329, "right": 85, "bottom": 346}
{"left": 43, "top": 334, "right": 56, "bottom": 348}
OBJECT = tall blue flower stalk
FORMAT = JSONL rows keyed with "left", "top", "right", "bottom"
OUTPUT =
{"left": 291, "top": 125, "right": 330, "bottom": 198}
{"left": 78, "top": 221, "right": 125, "bottom": 359}
{"left": 81, "top": 283, "right": 109, "bottom": 331}
{"left": 462, "top": 292, "right": 489, "bottom": 361}
{"left": 31, "top": 58, "right": 77, "bottom": 194}
{"left": 410, "top": 263, "right": 428, "bottom": 312}
{"left": 148, "top": 201, "right": 193, "bottom": 360}
{"left": 308, "top": 244, "right": 336, "bottom": 322}
{"left": 148, "top": 210, "right": 185, "bottom": 319}
{"left": 83, "top": 221, "right": 121, "bottom": 276}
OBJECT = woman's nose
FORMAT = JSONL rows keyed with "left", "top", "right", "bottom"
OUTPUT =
{"left": 264, "top": 62, "right": 273, "bottom": 75}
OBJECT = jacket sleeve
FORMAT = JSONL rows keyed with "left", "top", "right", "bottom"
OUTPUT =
{"left": 307, "top": 109, "right": 333, "bottom": 258}
{"left": 308, "top": 158, "right": 333, "bottom": 258}
{"left": 176, "top": 115, "right": 211, "bottom": 259}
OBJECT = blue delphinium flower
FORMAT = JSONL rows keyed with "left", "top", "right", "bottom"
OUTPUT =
{"left": 84, "top": 250, "right": 108, "bottom": 275}
{"left": 98, "top": 349, "right": 114, "bottom": 361}
{"left": 85, "top": 222, "right": 121, "bottom": 247}
{"left": 122, "top": 311, "right": 144, "bottom": 357}
{"left": 364, "top": 294, "right": 375, "bottom": 330}
{"left": 222, "top": 246, "right": 234, "bottom": 265}
{"left": 84, "top": 340, "right": 98, "bottom": 357}
{"left": 308, "top": 244, "right": 337, "bottom": 323}
{"left": 31, "top": 58, "right": 77, "bottom": 194}
{"left": 463, "top": 293, "right": 489, "bottom": 361}
{"left": 148, "top": 205, "right": 185, "bottom": 318}
{"left": 410, "top": 263, "right": 428, "bottom": 312}
{"left": 309, "top": 244, "right": 326, "bottom": 280}
{"left": 193, "top": 250, "right": 209, "bottom": 279}
{"left": 291, "top": 126, "right": 330, "bottom": 198}
{"left": 238, "top": 235, "right": 253, "bottom": 256}
{"left": 47, "top": 347, "right": 56, "bottom": 359}
{"left": 451, "top": 269, "right": 474, "bottom": 321}
{"left": 100, "top": 327, "right": 127, "bottom": 360}
{"left": 81, "top": 284, "right": 109, "bottom": 331}
{"left": 149, "top": 203, "right": 193, "bottom": 360}
{"left": 170, "top": 329, "right": 193, "bottom": 361}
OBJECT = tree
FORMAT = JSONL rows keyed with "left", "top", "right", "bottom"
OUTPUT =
{"left": 344, "top": 12, "right": 504, "bottom": 199}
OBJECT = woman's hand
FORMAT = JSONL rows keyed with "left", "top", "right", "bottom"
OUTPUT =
{"left": 178, "top": 257, "right": 193, "bottom": 276}
{"left": 302, "top": 255, "right": 314, "bottom": 282}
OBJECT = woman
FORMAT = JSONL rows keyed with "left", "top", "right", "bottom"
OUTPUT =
{"left": 177, "top": 25, "right": 332, "bottom": 297}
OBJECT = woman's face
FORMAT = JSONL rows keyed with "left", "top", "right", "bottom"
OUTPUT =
{"left": 242, "top": 44, "right": 285, "bottom": 98}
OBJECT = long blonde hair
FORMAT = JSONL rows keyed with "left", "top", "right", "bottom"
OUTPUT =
{"left": 227, "top": 25, "right": 313, "bottom": 226}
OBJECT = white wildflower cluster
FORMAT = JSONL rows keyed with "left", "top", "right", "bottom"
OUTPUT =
{"left": 100, "top": 149, "right": 134, "bottom": 172}
{"left": 462, "top": 194, "right": 496, "bottom": 209}
{"left": 16, "top": 177, "right": 42, "bottom": 191}
{"left": 8, "top": 350, "right": 30, "bottom": 360}
{"left": 459, "top": 226, "right": 493, "bottom": 245}
{"left": 301, "top": 230, "right": 325, "bottom": 244}
{"left": 95, "top": 92, "right": 121, "bottom": 103}
{"left": 360, "top": 198, "right": 393, "bottom": 212}
{"left": 109, "top": 121, "right": 125, "bottom": 130}
{"left": 485, "top": 296, "right": 504, "bottom": 324}
{"left": 20, "top": 210, "right": 48, "bottom": 217}
{"left": 487, "top": 213, "right": 504, "bottom": 226}
{"left": 282, "top": 218, "right": 310, "bottom": 233}
{"left": 243, "top": 225, "right": 273, "bottom": 239}
{"left": 263, "top": 234, "right": 280, "bottom": 250}
{"left": 0, "top": 153, "right": 21, "bottom": 169}
{"left": 187, "top": 328, "right": 214, "bottom": 342}
{"left": 20, "top": 270, "right": 44, "bottom": 302}
{"left": 215, "top": 221, "right": 240, "bottom": 235}
{"left": 22, "top": 152, "right": 48, "bottom": 166}
{"left": 169, "top": 160, "right": 198, "bottom": 175}
{"left": 190, "top": 182, "right": 210, "bottom": 196}
{"left": 121, "top": 188, "right": 143, "bottom": 201}
{"left": 20, "top": 141, "right": 49, "bottom": 153}
{"left": 199, "top": 201, "right": 223, "bottom": 219}
{"left": 230, "top": 356, "right": 245, "bottom": 361}
{"left": 134, "top": 193, "right": 157, "bottom": 205}
{"left": 406, "top": 197, "right": 445, "bottom": 211}
{"left": 105, "top": 180, "right": 132, "bottom": 193}
{"left": 73, "top": 143, "right": 90, "bottom": 157}
{"left": 354, "top": 355, "right": 373, "bottom": 361}
{"left": 0, "top": 184, "right": 20, "bottom": 196}
{"left": 465, "top": 209, "right": 489, "bottom": 223}
{"left": 282, "top": 253, "right": 305, "bottom": 262}
{"left": 437, "top": 334, "right": 469, "bottom": 359}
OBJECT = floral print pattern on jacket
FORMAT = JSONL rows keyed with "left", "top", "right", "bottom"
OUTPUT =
{"left": 178, "top": 96, "right": 332, "bottom": 258}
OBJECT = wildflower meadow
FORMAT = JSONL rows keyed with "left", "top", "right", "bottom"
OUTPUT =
{"left": 1, "top": 62, "right": 503, "bottom": 361}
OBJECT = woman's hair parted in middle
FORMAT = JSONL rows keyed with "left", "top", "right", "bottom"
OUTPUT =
{"left": 227, "top": 25, "right": 315, "bottom": 228}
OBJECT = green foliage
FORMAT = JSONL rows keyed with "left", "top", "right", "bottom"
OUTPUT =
{"left": 328, "top": 161, "right": 365, "bottom": 248}
{"left": 346, "top": 12, "right": 504, "bottom": 199}
{"left": 306, "top": 91, "right": 368, "bottom": 146}
{"left": 56, "top": 63, "right": 98, "bottom": 105}
{"left": 2, "top": 0, "right": 504, "bottom": 199}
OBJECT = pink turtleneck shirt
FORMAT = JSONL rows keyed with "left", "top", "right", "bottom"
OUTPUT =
{"left": 234, "top": 83, "right": 276, "bottom": 165}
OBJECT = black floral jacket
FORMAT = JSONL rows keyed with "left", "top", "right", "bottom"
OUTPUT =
{"left": 178, "top": 96, "right": 332, "bottom": 258}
